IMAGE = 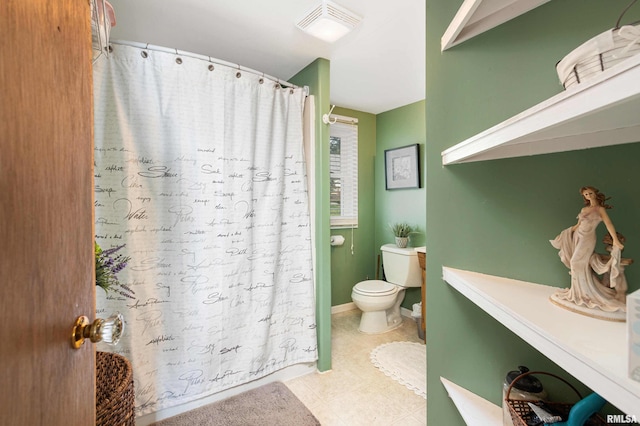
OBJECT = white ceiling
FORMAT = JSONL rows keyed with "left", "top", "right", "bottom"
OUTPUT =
{"left": 105, "top": 0, "right": 425, "bottom": 115}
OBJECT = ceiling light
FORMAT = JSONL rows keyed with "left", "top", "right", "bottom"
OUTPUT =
{"left": 295, "top": 1, "right": 362, "bottom": 43}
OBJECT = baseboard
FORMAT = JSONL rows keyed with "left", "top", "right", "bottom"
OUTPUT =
{"left": 331, "top": 302, "right": 413, "bottom": 319}
{"left": 400, "top": 306, "right": 412, "bottom": 318}
{"left": 331, "top": 302, "right": 356, "bottom": 314}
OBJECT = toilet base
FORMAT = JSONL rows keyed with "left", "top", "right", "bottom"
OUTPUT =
{"left": 358, "top": 310, "right": 403, "bottom": 334}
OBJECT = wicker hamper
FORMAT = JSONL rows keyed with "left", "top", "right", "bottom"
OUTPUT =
{"left": 505, "top": 371, "right": 608, "bottom": 426}
{"left": 96, "top": 351, "right": 135, "bottom": 426}
{"left": 556, "top": 0, "right": 640, "bottom": 89}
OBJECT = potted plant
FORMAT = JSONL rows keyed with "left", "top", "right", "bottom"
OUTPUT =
{"left": 390, "top": 222, "right": 412, "bottom": 248}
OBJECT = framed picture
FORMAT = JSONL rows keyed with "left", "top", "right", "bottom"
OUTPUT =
{"left": 385, "top": 144, "right": 420, "bottom": 190}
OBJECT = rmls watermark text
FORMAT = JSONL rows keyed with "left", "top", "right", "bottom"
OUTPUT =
{"left": 606, "top": 414, "right": 638, "bottom": 424}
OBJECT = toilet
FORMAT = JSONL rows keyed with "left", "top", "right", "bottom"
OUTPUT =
{"left": 351, "top": 244, "right": 422, "bottom": 334}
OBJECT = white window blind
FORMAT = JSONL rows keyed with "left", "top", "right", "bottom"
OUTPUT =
{"left": 329, "top": 115, "right": 358, "bottom": 228}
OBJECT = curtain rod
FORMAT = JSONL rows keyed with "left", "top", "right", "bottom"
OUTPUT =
{"left": 331, "top": 113, "right": 359, "bottom": 125}
{"left": 109, "top": 40, "right": 306, "bottom": 93}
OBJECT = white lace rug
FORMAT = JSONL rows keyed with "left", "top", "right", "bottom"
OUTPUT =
{"left": 370, "top": 342, "right": 426, "bottom": 399}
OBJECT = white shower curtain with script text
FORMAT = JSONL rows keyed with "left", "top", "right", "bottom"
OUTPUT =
{"left": 93, "top": 44, "right": 317, "bottom": 416}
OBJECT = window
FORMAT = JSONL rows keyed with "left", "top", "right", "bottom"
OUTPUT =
{"left": 329, "top": 115, "right": 358, "bottom": 228}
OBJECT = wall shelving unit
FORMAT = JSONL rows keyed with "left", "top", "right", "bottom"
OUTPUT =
{"left": 439, "top": 3, "right": 640, "bottom": 422}
{"left": 441, "top": 53, "right": 640, "bottom": 165}
{"left": 440, "top": 377, "right": 502, "bottom": 425}
{"left": 441, "top": 0, "right": 552, "bottom": 51}
{"left": 442, "top": 266, "right": 640, "bottom": 417}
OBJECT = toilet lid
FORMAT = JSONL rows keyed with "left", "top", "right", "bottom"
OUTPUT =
{"left": 354, "top": 280, "right": 397, "bottom": 296}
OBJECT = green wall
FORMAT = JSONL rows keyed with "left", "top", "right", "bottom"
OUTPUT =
{"left": 426, "top": 1, "right": 640, "bottom": 424}
{"left": 331, "top": 101, "right": 426, "bottom": 309}
{"left": 289, "top": 63, "right": 427, "bottom": 368}
{"left": 290, "top": 58, "right": 333, "bottom": 372}
{"left": 329, "top": 107, "right": 378, "bottom": 306}
{"left": 375, "top": 100, "right": 426, "bottom": 309}
{"left": 328, "top": 101, "right": 426, "bottom": 309}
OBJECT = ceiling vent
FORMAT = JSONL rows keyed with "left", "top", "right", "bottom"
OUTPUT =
{"left": 295, "top": 1, "right": 362, "bottom": 43}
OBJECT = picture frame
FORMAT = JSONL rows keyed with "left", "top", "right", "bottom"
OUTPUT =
{"left": 384, "top": 144, "right": 420, "bottom": 190}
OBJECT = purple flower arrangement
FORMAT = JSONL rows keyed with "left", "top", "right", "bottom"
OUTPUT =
{"left": 95, "top": 242, "right": 135, "bottom": 299}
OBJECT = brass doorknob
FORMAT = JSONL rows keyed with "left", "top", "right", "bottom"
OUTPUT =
{"left": 71, "top": 312, "right": 124, "bottom": 349}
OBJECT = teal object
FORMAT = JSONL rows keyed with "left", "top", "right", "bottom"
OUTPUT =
{"left": 550, "top": 393, "right": 606, "bottom": 426}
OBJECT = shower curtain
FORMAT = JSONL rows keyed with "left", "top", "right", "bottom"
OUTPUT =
{"left": 93, "top": 43, "right": 317, "bottom": 416}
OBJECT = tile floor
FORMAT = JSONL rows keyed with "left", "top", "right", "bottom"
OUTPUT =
{"left": 285, "top": 309, "right": 426, "bottom": 425}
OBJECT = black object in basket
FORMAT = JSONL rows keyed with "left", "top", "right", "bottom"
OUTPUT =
{"left": 505, "top": 370, "right": 608, "bottom": 426}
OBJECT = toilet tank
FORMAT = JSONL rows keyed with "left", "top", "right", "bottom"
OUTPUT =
{"left": 381, "top": 244, "right": 421, "bottom": 288}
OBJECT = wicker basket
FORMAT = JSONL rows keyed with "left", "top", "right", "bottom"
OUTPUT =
{"left": 96, "top": 351, "right": 135, "bottom": 426}
{"left": 505, "top": 371, "right": 608, "bottom": 426}
{"left": 557, "top": 0, "right": 640, "bottom": 89}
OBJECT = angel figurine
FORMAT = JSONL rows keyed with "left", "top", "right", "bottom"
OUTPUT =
{"left": 549, "top": 186, "right": 631, "bottom": 321}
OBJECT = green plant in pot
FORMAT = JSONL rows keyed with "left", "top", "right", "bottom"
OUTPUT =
{"left": 390, "top": 222, "right": 412, "bottom": 248}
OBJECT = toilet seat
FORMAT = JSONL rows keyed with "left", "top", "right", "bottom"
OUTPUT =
{"left": 353, "top": 280, "right": 398, "bottom": 296}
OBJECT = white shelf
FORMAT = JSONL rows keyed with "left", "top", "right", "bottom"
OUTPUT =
{"left": 441, "top": 0, "right": 552, "bottom": 51}
{"left": 441, "top": 377, "right": 502, "bottom": 425}
{"left": 442, "top": 266, "right": 640, "bottom": 416}
{"left": 441, "top": 53, "right": 640, "bottom": 165}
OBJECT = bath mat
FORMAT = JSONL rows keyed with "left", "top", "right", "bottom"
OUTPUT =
{"left": 151, "top": 381, "right": 320, "bottom": 426}
{"left": 370, "top": 341, "right": 426, "bottom": 399}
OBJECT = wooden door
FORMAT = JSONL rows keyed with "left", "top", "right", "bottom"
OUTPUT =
{"left": 0, "top": 1, "right": 95, "bottom": 425}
